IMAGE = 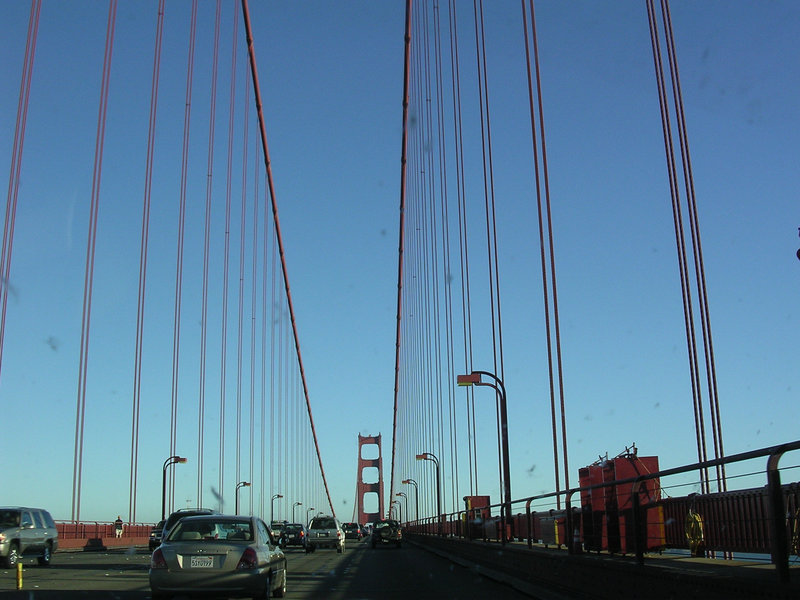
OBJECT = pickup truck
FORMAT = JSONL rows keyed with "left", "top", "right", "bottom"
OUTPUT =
{"left": 306, "top": 516, "right": 344, "bottom": 553}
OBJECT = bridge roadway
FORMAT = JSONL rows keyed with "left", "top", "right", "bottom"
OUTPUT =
{"left": 4, "top": 535, "right": 800, "bottom": 599}
{"left": 0, "top": 537, "right": 532, "bottom": 599}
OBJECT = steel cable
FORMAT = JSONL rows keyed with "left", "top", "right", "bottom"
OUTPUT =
{"left": 0, "top": 0, "right": 40, "bottom": 383}
{"left": 646, "top": 0, "right": 710, "bottom": 491}
{"left": 72, "top": 0, "right": 117, "bottom": 522}
{"left": 129, "top": 0, "right": 166, "bottom": 523}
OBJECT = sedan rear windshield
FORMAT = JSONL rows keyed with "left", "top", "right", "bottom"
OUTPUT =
{"left": 168, "top": 519, "right": 254, "bottom": 543}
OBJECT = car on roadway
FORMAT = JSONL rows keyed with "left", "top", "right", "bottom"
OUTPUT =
{"left": 371, "top": 518, "right": 402, "bottom": 549}
{"left": 271, "top": 521, "right": 287, "bottom": 537}
{"left": 278, "top": 523, "right": 307, "bottom": 550}
{"left": 306, "top": 515, "right": 344, "bottom": 553}
{"left": 159, "top": 508, "right": 220, "bottom": 546}
{"left": 0, "top": 507, "right": 59, "bottom": 567}
{"left": 341, "top": 522, "right": 362, "bottom": 541}
{"left": 149, "top": 514, "right": 287, "bottom": 599}
{"left": 149, "top": 519, "right": 165, "bottom": 551}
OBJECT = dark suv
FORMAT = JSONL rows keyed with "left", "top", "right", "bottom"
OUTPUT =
{"left": 371, "top": 518, "right": 402, "bottom": 549}
{"left": 279, "top": 523, "right": 307, "bottom": 550}
{"left": 159, "top": 509, "right": 219, "bottom": 546}
{"left": 148, "top": 519, "right": 165, "bottom": 551}
{"left": 342, "top": 522, "right": 362, "bottom": 540}
{"left": 0, "top": 507, "right": 59, "bottom": 567}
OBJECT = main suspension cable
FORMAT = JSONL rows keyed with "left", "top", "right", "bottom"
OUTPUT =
{"left": 241, "top": 0, "right": 335, "bottom": 515}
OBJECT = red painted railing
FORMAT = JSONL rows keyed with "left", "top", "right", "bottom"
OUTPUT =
{"left": 56, "top": 521, "right": 155, "bottom": 550}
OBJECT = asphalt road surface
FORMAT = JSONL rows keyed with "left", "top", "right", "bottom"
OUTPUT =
{"left": 0, "top": 538, "right": 533, "bottom": 599}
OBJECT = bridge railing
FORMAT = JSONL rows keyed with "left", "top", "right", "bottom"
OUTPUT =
{"left": 56, "top": 521, "right": 155, "bottom": 549}
{"left": 403, "top": 439, "right": 800, "bottom": 583}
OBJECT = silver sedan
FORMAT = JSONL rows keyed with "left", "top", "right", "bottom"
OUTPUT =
{"left": 149, "top": 514, "right": 287, "bottom": 599}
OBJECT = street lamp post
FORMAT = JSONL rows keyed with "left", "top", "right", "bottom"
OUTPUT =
{"left": 161, "top": 455, "right": 187, "bottom": 521}
{"left": 416, "top": 452, "right": 443, "bottom": 536}
{"left": 271, "top": 494, "right": 283, "bottom": 524}
{"left": 292, "top": 502, "right": 302, "bottom": 524}
{"left": 402, "top": 478, "right": 419, "bottom": 523}
{"left": 306, "top": 507, "right": 315, "bottom": 526}
{"left": 235, "top": 481, "right": 251, "bottom": 514}
{"left": 457, "top": 370, "right": 512, "bottom": 544}
{"left": 396, "top": 492, "right": 408, "bottom": 525}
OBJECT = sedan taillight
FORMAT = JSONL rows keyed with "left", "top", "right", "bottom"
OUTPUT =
{"left": 236, "top": 547, "right": 258, "bottom": 570}
{"left": 150, "top": 549, "right": 167, "bottom": 569}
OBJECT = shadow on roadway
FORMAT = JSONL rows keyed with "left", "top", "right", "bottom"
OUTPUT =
{"left": 0, "top": 592, "right": 148, "bottom": 599}
{"left": 289, "top": 540, "right": 369, "bottom": 598}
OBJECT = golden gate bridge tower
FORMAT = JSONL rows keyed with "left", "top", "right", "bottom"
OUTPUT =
{"left": 356, "top": 434, "right": 384, "bottom": 524}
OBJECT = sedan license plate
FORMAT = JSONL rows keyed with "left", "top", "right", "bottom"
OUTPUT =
{"left": 190, "top": 556, "right": 214, "bottom": 568}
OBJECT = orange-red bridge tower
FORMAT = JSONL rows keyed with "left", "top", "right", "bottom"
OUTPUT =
{"left": 356, "top": 434, "right": 384, "bottom": 525}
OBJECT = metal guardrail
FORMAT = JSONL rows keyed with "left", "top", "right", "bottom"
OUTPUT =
{"left": 404, "top": 439, "right": 800, "bottom": 584}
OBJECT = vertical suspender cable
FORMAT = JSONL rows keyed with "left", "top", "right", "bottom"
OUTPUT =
{"left": 660, "top": 0, "right": 725, "bottom": 489}
{"left": 432, "top": 0, "right": 460, "bottom": 514}
{"left": 390, "top": 0, "right": 413, "bottom": 502}
{"left": 130, "top": 0, "right": 166, "bottom": 523}
{"left": 269, "top": 228, "right": 277, "bottom": 512}
{"left": 235, "top": 5, "right": 246, "bottom": 487}
{"left": 259, "top": 166, "right": 271, "bottom": 517}
{"left": 473, "top": 0, "right": 508, "bottom": 499}
{"left": 72, "top": 0, "right": 117, "bottom": 523}
{"left": 447, "top": 0, "right": 479, "bottom": 495}
{"left": 195, "top": 0, "right": 221, "bottom": 510}
{"left": 646, "top": 0, "right": 709, "bottom": 490}
{"left": 521, "top": 0, "right": 570, "bottom": 503}
{"left": 248, "top": 78, "right": 258, "bottom": 514}
{"left": 171, "top": 0, "right": 197, "bottom": 508}
{"left": 0, "top": 0, "right": 41, "bottom": 381}
{"left": 241, "top": 0, "right": 335, "bottom": 515}
{"left": 226, "top": 2, "right": 240, "bottom": 497}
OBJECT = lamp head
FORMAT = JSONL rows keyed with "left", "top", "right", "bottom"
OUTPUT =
{"left": 457, "top": 372, "right": 481, "bottom": 386}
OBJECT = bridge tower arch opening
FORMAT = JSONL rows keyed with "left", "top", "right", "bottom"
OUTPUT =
{"left": 356, "top": 434, "right": 384, "bottom": 525}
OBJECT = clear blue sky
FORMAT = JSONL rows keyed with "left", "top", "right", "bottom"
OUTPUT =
{"left": 1, "top": 1, "right": 798, "bottom": 524}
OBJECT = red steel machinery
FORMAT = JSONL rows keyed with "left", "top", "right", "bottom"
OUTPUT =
{"left": 579, "top": 444, "right": 665, "bottom": 554}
